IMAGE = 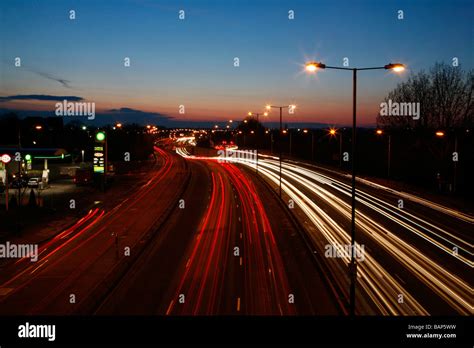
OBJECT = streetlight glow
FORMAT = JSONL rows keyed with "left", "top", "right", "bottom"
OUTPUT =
{"left": 305, "top": 61, "right": 327, "bottom": 72}
{"left": 376, "top": 129, "right": 383, "bottom": 135}
{"left": 35, "top": 125, "right": 42, "bottom": 130}
{"left": 304, "top": 58, "right": 407, "bottom": 316}
{"left": 436, "top": 131, "right": 445, "bottom": 137}
{"left": 385, "top": 63, "right": 405, "bottom": 72}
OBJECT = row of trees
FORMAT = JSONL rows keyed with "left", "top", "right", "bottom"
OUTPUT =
{"left": 377, "top": 62, "right": 473, "bottom": 129}
{"left": 0, "top": 114, "right": 155, "bottom": 162}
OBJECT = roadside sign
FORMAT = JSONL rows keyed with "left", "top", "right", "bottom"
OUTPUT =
{"left": 0, "top": 154, "right": 12, "bottom": 164}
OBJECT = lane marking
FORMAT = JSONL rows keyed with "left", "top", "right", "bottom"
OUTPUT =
{"left": 30, "top": 260, "right": 49, "bottom": 275}
{"left": 0, "top": 287, "right": 14, "bottom": 296}
{"left": 166, "top": 300, "right": 174, "bottom": 315}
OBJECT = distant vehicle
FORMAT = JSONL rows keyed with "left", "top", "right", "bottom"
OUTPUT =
{"left": 74, "top": 168, "right": 93, "bottom": 186}
{"left": 27, "top": 177, "right": 40, "bottom": 188}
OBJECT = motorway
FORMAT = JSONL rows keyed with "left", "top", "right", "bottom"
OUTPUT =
{"left": 97, "top": 156, "right": 341, "bottom": 315}
{"left": 0, "top": 147, "right": 341, "bottom": 315}
{"left": 0, "top": 147, "right": 188, "bottom": 314}
{"left": 1, "top": 142, "right": 469, "bottom": 316}
{"left": 230, "top": 151, "right": 473, "bottom": 315}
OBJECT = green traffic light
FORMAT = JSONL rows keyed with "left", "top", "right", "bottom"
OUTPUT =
{"left": 96, "top": 132, "right": 106, "bottom": 141}
{"left": 25, "top": 154, "right": 32, "bottom": 161}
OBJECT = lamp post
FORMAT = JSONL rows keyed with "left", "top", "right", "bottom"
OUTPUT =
{"left": 248, "top": 111, "right": 269, "bottom": 175}
{"left": 247, "top": 111, "right": 268, "bottom": 124}
{"left": 376, "top": 129, "right": 391, "bottom": 178}
{"left": 266, "top": 104, "right": 296, "bottom": 198}
{"left": 329, "top": 128, "right": 343, "bottom": 167}
{"left": 306, "top": 60, "right": 405, "bottom": 316}
{"left": 435, "top": 130, "right": 458, "bottom": 193}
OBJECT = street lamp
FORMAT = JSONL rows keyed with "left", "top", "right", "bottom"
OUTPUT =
{"left": 435, "top": 130, "right": 458, "bottom": 193}
{"left": 376, "top": 129, "right": 391, "bottom": 178}
{"left": 302, "top": 129, "right": 316, "bottom": 161}
{"left": 248, "top": 111, "right": 268, "bottom": 124}
{"left": 265, "top": 104, "right": 296, "bottom": 198}
{"left": 329, "top": 128, "right": 343, "bottom": 167}
{"left": 248, "top": 111, "right": 268, "bottom": 175}
{"left": 305, "top": 60, "right": 405, "bottom": 316}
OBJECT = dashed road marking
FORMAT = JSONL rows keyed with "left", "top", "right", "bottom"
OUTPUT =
{"left": 30, "top": 259, "right": 49, "bottom": 274}
{"left": 166, "top": 300, "right": 174, "bottom": 315}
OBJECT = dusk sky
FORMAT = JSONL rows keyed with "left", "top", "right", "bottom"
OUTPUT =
{"left": 1, "top": 0, "right": 473, "bottom": 126}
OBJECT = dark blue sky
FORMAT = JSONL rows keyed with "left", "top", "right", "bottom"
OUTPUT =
{"left": 1, "top": 0, "right": 472, "bottom": 126}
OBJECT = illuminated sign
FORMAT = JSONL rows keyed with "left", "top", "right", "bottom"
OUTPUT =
{"left": 93, "top": 156, "right": 105, "bottom": 173}
{"left": 93, "top": 133, "right": 106, "bottom": 173}
{"left": 96, "top": 132, "right": 106, "bottom": 142}
{"left": 0, "top": 154, "right": 12, "bottom": 163}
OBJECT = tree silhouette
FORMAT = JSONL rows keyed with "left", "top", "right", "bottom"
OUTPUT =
{"left": 377, "top": 62, "right": 473, "bottom": 130}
